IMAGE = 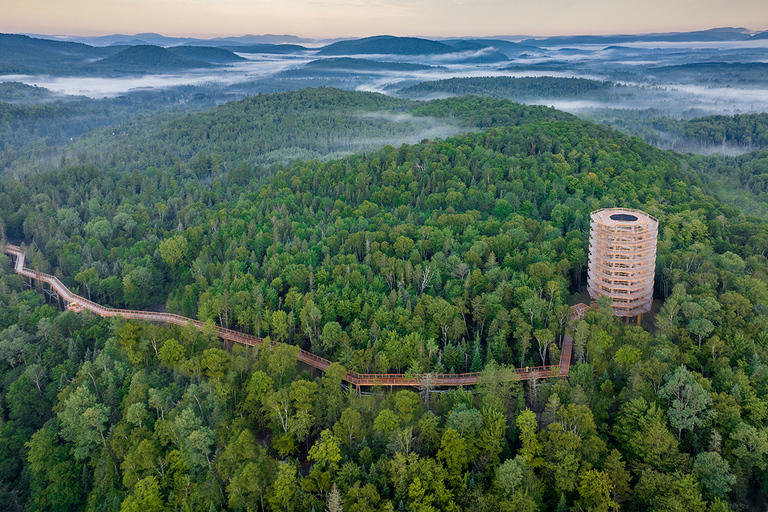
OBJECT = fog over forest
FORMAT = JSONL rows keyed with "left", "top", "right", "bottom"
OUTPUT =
{"left": 5, "top": 25, "right": 768, "bottom": 512}
{"left": 3, "top": 32, "right": 768, "bottom": 158}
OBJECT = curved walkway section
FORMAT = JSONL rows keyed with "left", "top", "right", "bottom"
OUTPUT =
{"left": 4, "top": 244, "right": 572, "bottom": 387}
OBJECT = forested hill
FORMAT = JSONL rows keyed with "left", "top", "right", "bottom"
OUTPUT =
{"left": 166, "top": 46, "right": 246, "bottom": 64}
{"left": 397, "top": 76, "right": 615, "bottom": 100}
{"left": 593, "top": 111, "right": 768, "bottom": 153}
{"left": 65, "top": 88, "right": 577, "bottom": 171}
{"left": 317, "top": 35, "right": 457, "bottom": 55}
{"left": 302, "top": 58, "right": 437, "bottom": 72}
{"left": 652, "top": 113, "right": 768, "bottom": 151}
{"left": 0, "top": 34, "right": 239, "bottom": 75}
{"left": 91, "top": 45, "right": 218, "bottom": 73}
{"left": 1, "top": 91, "right": 768, "bottom": 512}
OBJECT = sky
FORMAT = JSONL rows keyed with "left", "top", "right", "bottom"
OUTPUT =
{"left": 4, "top": 0, "right": 768, "bottom": 39}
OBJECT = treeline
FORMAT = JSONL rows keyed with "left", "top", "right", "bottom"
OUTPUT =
{"left": 654, "top": 113, "right": 768, "bottom": 150}
{"left": 0, "top": 83, "right": 230, "bottom": 176}
{"left": 0, "top": 82, "right": 54, "bottom": 103}
{"left": 585, "top": 109, "right": 768, "bottom": 216}
{"left": 55, "top": 89, "right": 574, "bottom": 172}
{"left": 588, "top": 110, "right": 768, "bottom": 152}
{"left": 397, "top": 76, "right": 615, "bottom": 100}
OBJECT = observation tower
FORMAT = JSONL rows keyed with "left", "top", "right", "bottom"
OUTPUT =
{"left": 587, "top": 208, "right": 658, "bottom": 323}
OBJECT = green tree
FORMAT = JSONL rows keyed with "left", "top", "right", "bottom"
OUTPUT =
{"left": 57, "top": 383, "right": 110, "bottom": 460}
{"left": 496, "top": 456, "right": 526, "bottom": 497}
{"left": 159, "top": 235, "right": 189, "bottom": 267}
{"left": 269, "top": 462, "right": 299, "bottom": 512}
{"left": 227, "top": 461, "right": 271, "bottom": 511}
{"left": 437, "top": 428, "right": 468, "bottom": 483}
{"left": 516, "top": 409, "right": 542, "bottom": 466}
{"left": 533, "top": 328, "right": 554, "bottom": 366}
{"left": 74, "top": 267, "right": 99, "bottom": 300}
{"left": 0, "top": 324, "right": 32, "bottom": 369}
{"left": 27, "top": 425, "right": 81, "bottom": 511}
{"left": 730, "top": 422, "right": 768, "bottom": 474}
{"left": 603, "top": 449, "right": 630, "bottom": 510}
{"left": 374, "top": 408, "right": 400, "bottom": 436}
{"left": 479, "top": 407, "right": 507, "bottom": 467}
{"left": 659, "top": 365, "right": 714, "bottom": 439}
{"left": 394, "top": 390, "right": 421, "bottom": 424}
{"left": 268, "top": 342, "right": 300, "bottom": 384}
{"left": 614, "top": 397, "right": 681, "bottom": 471}
{"left": 201, "top": 347, "right": 229, "bottom": 382}
{"left": 271, "top": 310, "right": 290, "bottom": 342}
{"left": 123, "top": 266, "right": 155, "bottom": 309}
{"left": 634, "top": 470, "right": 707, "bottom": 512}
{"left": 578, "top": 470, "right": 617, "bottom": 512}
{"left": 309, "top": 429, "right": 342, "bottom": 472}
{"left": 158, "top": 338, "right": 185, "bottom": 367}
{"left": 692, "top": 451, "right": 736, "bottom": 500}
{"left": 321, "top": 322, "right": 344, "bottom": 355}
{"left": 321, "top": 362, "right": 347, "bottom": 426}
{"left": 688, "top": 317, "right": 714, "bottom": 348}
{"left": 120, "top": 476, "right": 168, "bottom": 512}
{"left": 334, "top": 408, "right": 363, "bottom": 448}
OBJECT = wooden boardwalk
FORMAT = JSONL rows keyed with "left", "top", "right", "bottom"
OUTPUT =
{"left": 4, "top": 244, "right": 572, "bottom": 387}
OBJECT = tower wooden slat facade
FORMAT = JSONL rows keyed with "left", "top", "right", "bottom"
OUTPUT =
{"left": 587, "top": 208, "right": 658, "bottom": 321}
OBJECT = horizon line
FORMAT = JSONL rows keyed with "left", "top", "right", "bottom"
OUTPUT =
{"left": 11, "top": 25, "right": 768, "bottom": 44}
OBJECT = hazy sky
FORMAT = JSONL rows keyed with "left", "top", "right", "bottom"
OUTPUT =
{"left": 5, "top": 0, "right": 768, "bottom": 39}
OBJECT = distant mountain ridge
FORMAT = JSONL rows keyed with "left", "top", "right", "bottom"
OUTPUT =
{"left": 4, "top": 28, "right": 768, "bottom": 80}
{"left": 0, "top": 33, "right": 117, "bottom": 73}
{"left": 0, "top": 35, "right": 243, "bottom": 75}
{"left": 214, "top": 44, "right": 309, "bottom": 54}
{"left": 314, "top": 36, "right": 511, "bottom": 63}
{"left": 520, "top": 27, "right": 762, "bottom": 46}
{"left": 23, "top": 27, "right": 768, "bottom": 51}
{"left": 23, "top": 32, "right": 316, "bottom": 47}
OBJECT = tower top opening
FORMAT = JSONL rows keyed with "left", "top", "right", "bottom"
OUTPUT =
{"left": 609, "top": 213, "right": 638, "bottom": 222}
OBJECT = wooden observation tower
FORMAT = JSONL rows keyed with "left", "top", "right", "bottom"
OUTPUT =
{"left": 587, "top": 208, "right": 658, "bottom": 324}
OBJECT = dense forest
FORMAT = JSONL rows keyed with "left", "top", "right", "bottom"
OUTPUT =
{"left": 1, "top": 89, "right": 768, "bottom": 512}
{"left": 654, "top": 113, "right": 768, "bottom": 149}
{"left": 396, "top": 76, "right": 617, "bottom": 101}
{"left": 585, "top": 109, "right": 768, "bottom": 215}
{"left": 26, "top": 89, "right": 575, "bottom": 173}
{"left": 0, "top": 82, "right": 235, "bottom": 176}
{"left": 590, "top": 110, "right": 768, "bottom": 153}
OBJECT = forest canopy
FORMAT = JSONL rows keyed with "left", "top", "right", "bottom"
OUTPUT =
{"left": 0, "top": 88, "right": 767, "bottom": 512}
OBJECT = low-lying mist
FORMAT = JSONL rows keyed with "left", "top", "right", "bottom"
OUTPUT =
{"left": 3, "top": 39, "right": 768, "bottom": 159}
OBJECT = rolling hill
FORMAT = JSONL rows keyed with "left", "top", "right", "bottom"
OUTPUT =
{"left": 166, "top": 46, "right": 246, "bottom": 63}
{"left": 91, "top": 45, "right": 217, "bottom": 73}
{"left": 302, "top": 57, "right": 437, "bottom": 72}
{"left": 397, "top": 76, "right": 614, "bottom": 100}
{"left": 317, "top": 35, "right": 458, "bottom": 55}
{"left": 0, "top": 34, "right": 236, "bottom": 75}
{"left": 215, "top": 43, "right": 309, "bottom": 54}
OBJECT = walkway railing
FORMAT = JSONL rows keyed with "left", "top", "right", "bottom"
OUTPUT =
{"left": 4, "top": 244, "right": 573, "bottom": 387}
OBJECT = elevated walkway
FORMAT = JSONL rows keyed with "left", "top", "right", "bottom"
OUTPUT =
{"left": 4, "top": 244, "right": 572, "bottom": 387}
